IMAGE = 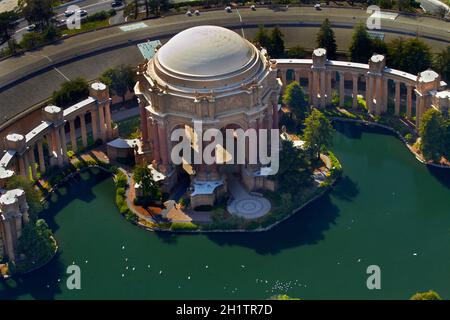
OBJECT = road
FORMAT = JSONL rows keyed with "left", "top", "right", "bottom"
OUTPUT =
{"left": 419, "top": 0, "right": 449, "bottom": 15}
{"left": 12, "top": 0, "right": 120, "bottom": 43}
{"left": 0, "top": 6, "right": 448, "bottom": 129}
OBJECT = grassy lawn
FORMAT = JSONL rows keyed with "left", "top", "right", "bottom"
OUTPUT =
{"left": 117, "top": 115, "right": 141, "bottom": 139}
{"left": 64, "top": 19, "right": 110, "bottom": 36}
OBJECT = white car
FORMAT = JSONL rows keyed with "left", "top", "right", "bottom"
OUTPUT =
{"left": 77, "top": 9, "right": 88, "bottom": 17}
{"left": 314, "top": 3, "right": 321, "bottom": 10}
{"left": 26, "top": 24, "right": 36, "bottom": 31}
{"left": 225, "top": 6, "right": 232, "bottom": 13}
{"left": 194, "top": 10, "right": 200, "bottom": 15}
{"left": 64, "top": 10, "right": 75, "bottom": 17}
{"left": 186, "top": 10, "right": 192, "bottom": 16}
{"left": 251, "top": 5, "right": 256, "bottom": 11}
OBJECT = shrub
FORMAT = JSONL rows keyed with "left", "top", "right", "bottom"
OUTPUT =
{"left": 19, "top": 32, "right": 44, "bottom": 50}
{"left": 170, "top": 222, "right": 199, "bottom": 231}
{"left": 52, "top": 78, "right": 89, "bottom": 107}
{"left": 114, "top": 171, "right": 128, "bottom": 188}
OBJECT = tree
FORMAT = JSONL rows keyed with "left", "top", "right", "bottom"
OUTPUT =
{"left": 18, "top": 219, "right": 55, "bottom": 265}
{"left": 419, "top": 108, "right": 446, "bottom": 160}
{"left": 6, "top": 175, "right": 43, "bottom": 219}
{"left": 286, "top": 45, "right": 307, "bottom": 59}
{"left": 100, "top": 65, "right": 135, "bottom": 103}
{"left": 371, "top": 38, "right": 388, "bottom": 56}
{"left": 254, "top": 26, "right": 272, "bottom": 53}
{"left": 19, "top": 0, "right": 54, "bottom": 30}
{"left": 133, "top": 165, "right": 161, "bottom": 201}
{"left": 277, "top": 140, "right": 313, "bottom": 194}
{"left": 282, "top": 81, "right": 308, "bottom": 121}
{"left": 52, "top": 77, "right": 89, "bottom": 107}
{"left": 303, "top": 109, "right": 334, "bottom": 159}
{"left": 316, "top": 18, "right": 337, "bottom": 60}
{"left": 270, "top": 26, "right": 285, "bottom": 58}
{"left": 433, "top": 46, "right": 450, "bottom": 83}
{"left": 387, "top": 38, "right": 432, "bottom": 75}
{"left": 410, "top": 290, "right": 443, "bottom": 300}
{"left": 0, "top": 10, "right": 19, "bottom": 43}
{"left": 19, "top": 31, "right": 43, "bottom": 50}
{"left": 349, "top": 23, "right": 373, "bottom": 63}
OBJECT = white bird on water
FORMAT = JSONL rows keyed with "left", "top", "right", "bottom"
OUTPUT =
{"left": 187, "top": 276, "right": 191, "bottom": 280}
{"left": 159, "top": 270, "right": 163, "bottom": 274}
{"left": 122, "top": 246, "right": 125, "bottom": 250}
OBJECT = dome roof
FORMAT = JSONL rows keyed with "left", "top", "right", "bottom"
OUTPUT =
{"left": 156, "top": 26, "right": 255, "bottom": 77}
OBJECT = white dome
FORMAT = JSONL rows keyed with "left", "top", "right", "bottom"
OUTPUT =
{"left": 156, "top": 25, "right": 255, "bottom": 77}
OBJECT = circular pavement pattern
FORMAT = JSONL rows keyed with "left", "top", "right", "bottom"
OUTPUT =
{"left": 227, "top": 196, "right": 271, "bottom": 219}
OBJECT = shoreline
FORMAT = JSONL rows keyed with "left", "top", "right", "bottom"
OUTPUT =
{"left": 331, "top": 117, "right": 450, "bottom": 169}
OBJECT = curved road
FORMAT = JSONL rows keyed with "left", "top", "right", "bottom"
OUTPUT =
{"left": 0, "top": 7, "right": 448, "bottom": 128}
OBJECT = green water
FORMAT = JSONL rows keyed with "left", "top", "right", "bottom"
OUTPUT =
{"left": 1, "top": 122, "right": 449, "bottom": 300}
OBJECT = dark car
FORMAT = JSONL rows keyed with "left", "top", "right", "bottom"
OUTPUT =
{"left": 111, "top": 1, "right": 123, "bottom": 7}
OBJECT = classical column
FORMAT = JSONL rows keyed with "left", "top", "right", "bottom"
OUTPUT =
{"left": 339, "top": 72, "right": 345, "bottom": 107}
{"left": 23, "top": 150, "right": 30, "bottom": 179}
{"left": 37, "top": 140, "right": 46, "bottom": 173}
{"left": 104, "top": 102, "right": 112, "bottom": 140}
{"left": 18, "top": 155, "right": 26, "bottom": 178}
{"left": 376, "top": 77, "right": 383, "bottom": 115}
{"left": 406, "top": 85, "right": 413, "bottom": 119}
{"left": 383, "top": 78, "right": 388, "bottom": 113}
{"left": 320, "top": 70, "right": 326, "bottom": 108}
{"left": 79, "top": 114, "right": 88, "bottom": 148}
{"left": 272, "top": 104, "right": 279, "bottom": 130}
{"left": 98, "top": 105, "right": 107, "bottom": 141}
{"left": 312, "top": 72, "right": 319, "bottom": 108}
{"left": 46, "top": 134, "right": 54, "bottom": 157}
{"left": 158, "top": 122, "right": 169, "bottom": 166}
{"left": 28, "top": 148, "right": 37, "bottom": 179}
{"left": 60, "top": 125, "right": 68, "bottom": 164}
{"left": 308, "top": 71, "right": 313, "bottom": 104}
{"left": 69, "top": 119, "right": 77, "bottom": 152}
{"left": 352, "top": 74, "right": 358, "bottom": 109}
{"left": 394, "top": 81, "right": 401, "bottom": 116}
{"left": 151, "top": 120, "right": 160, "bottom": 163}
{"left": 91, "top": 109, "right": 99, "bottom": 141}
{"left": 2, "top": 219, "right": 16, "bottom": 261}
{"left": 15, "top": 214, "right": 22, "bottom": 239}
{"left": 294, "top": 70, "right": 301, "bottom": 83}
{"left": 140, "top": 100, "right": 149, "bottom": 143}
{"left": 279, "top": 70, "right": 286, "bottom": 86}
{"left": 53, "top": 129, "right": 63, "bottom": 167}
{"left": 366, "top": 76, "right": 373, "bottom": 113}
{"left": 326, "top": 71, "right": 332, "bottom": 104}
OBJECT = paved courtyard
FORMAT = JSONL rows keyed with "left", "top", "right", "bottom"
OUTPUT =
{"left": 226, "top": 175, "right": 271, "bottom": 219}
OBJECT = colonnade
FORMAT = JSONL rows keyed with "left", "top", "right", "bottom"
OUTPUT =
{"left": 276, "top": 50, "right": 448, "bottom": 129}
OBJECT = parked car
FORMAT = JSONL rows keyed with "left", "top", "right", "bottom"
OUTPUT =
{"left": 26, "top": 24, "right": 36, "bottom": 32}
{"left": 111, "top": 1, "right": 123, "bottom": 7}
{"left": 77, "top": 9, "right": 88, "bottom": 17}
{"left": 186, "top": 10, "right": 192, "bottom": 16}
{"left": 225, "top": 6, "right": 232, "bottom": 13}
{"left": 64, "top": 10, "right": 75, "bottom": 17}
{"left": 194, "top": 10, "right": 200, "bottom": 15}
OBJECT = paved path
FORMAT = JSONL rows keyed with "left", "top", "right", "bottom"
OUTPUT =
{"left": 226, "top": 174, "right": 271, "bottom": 219}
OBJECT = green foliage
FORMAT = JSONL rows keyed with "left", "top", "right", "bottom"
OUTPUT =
{"left": 170, "top": 222, "right": 198, "bottom": 231}
{"left": 17, "top": 219, "right": 55, "bottom": 271}
{"left": 371, "top": 38, "right": 388, "bottom": 56}
{"left": 316, "top": 18, "right": 337, "bottom": 60}
{"left": 419, "top": 109, "right": 446, "bottom": 161}
{"left": 0, "top": 10, "right": 19, "bottom": 42}
{"left": 410, "top": 290, "right": 443, "bottom": 300}
{"left": 19, "top": 31, "right": 44, "bottom": 50}
{"left": 253, "top": 26, "right": 285, "bottom": 58}
{"left": 100, "top": 64, "right": 135, "bottom": 103}
{"left": 433, "top": 46, "right": 450, "bottom": 83}
{"left": 282, "top": 81, "right": 308, "bottom": 121}
{"left": 270, "top": 294, "right": 301, "bottom": 300}
{"left": 133, "top": 165, "right": 161, "bottom": 201}
{"left": 52, "top": 77, "right": 89, "bottom": 107}
{"left": 5, "top": 175, "right": 43, "bottom": 218}
{"left": 349, "top": 23, "right": 373, "bottom": 63}
{"left": 114, "top": 171, "right": 128, "bottom": 188}
{"left": 270, "top": 26, "right": 285, "bottom": 58}
{"left": 277, "top": 140, "right": 313, "bottom": 194}
{"left": 286, "top": 45, "right": 308, "bottom": 59}
{"left": 387, "top": 38, "right": 432, "bottom": 75}
{"left": 42, "top": 24, "right": 61, "bottom": 42}
{"left": 19, "top": 0, "right": 54, "bottom": 29}
{"left": 303, "top": 109, "right": 335, "bottom": 159}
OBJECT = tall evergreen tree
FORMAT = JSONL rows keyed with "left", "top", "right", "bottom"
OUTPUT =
{"left": 387, "top": 38, "right": 432, "bottom": 75}
{"left": 316, "top": 18, "right": 337, "bottom": 60}
{"left": 282, "top": 81, "right": 308, "bottom": 121}
{"left": 303, "top": 109, "right": 334, "bottom": 160}
{"left": 270, "top": 26, "right": 285, "bottom": 58}
{"left": 433, "top": 46, "right": 450, "bottom": 83}
{"left": 254, "top": 26, "right": 272, "bottom": 53}
{"left": 349, "top": 23, "right": 372, "bottom": 63}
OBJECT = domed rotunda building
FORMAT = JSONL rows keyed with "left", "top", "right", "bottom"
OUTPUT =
{"left": 134, "top": 25, "right": 281, "bottom": 208}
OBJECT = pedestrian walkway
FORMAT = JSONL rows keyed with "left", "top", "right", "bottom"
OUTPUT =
{"left": 226, "top": 174, "right": 271, "bottom": 219}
